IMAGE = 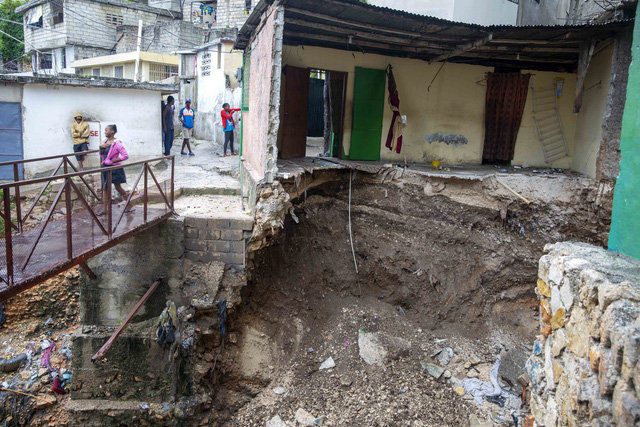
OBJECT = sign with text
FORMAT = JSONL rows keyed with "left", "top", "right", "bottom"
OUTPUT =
{"left": 87, "top": 122, "right": 101, "bottom": 147}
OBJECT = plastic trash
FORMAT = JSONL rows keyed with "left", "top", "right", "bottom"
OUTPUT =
{"left": 421, "top": 361, "right": 445, "bottom": 379}
{"left": 44, "top": 318, "right": 53, "bottom": 326}
{"left": 433, "top": 347, "right": 454, "bottom": 366}
{"left": 319, "top": 357, "right": 335, "bottom": 370}
{"left": 461, "top": 355, "right": 518, "bottom": 406}
{"left": 0, "top": 353, "right": 27, "bottom": 372}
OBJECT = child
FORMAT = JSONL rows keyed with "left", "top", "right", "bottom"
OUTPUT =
{"left": 221, "top": 103, "right": 241, "bottom": 156}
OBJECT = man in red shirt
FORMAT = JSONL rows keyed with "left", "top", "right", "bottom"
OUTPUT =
{"left": 221, "top": 103, "right": 241, "bottom": 157}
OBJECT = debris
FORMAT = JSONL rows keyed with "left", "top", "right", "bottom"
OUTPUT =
{"left": 295, "top": 408, "right": 320, "bottom": 426}
{"left": 433, "top": 347, "right": 454, "bottom": 365}
{"left": 52, "top": 377, "right": 66, "bottom": 395}
{"left": 319, "top": 357, "right": 335, "bottom": 370}
{"left": 266, "top": 415, "right": 288, "bottom": 427}
{"left": 140, "top": 404, "right": 149, "bottom": 410}
{"left": 156, "top": 300, "right": 178, "bottom": 347}
{"left": 0, "top": 353, "right": 27, "bottom": 372}
{"left": 358, "top": 331, "right": 411, "bottom": 366}
{"left": 218, "top": 299, "right": 227, "bottom": 338}
{"left": 397, "top": 306, "right": 406, "bottom": 317}
{"left": 273, "top": 387, "right": 286, "bottom": 395}
{"left": 461, "top": 355, "right": 518, "bottom": 406}
{"left": 420, "top": 361, "right": 445, "bottom": 379}
{"left": 308, "top": 348, "right": 314, "bottom": 353}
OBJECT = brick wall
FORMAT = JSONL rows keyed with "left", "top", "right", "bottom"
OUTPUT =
{"left": 527, "top": 242, "right": 640, "bottom": 425}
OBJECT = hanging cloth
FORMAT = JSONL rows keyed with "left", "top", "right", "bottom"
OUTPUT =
{"left": 384, "top": 65, "right": 406, "bottom": 154}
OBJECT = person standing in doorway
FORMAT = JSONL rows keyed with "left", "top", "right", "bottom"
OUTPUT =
{"left": 71, "top": 113, "right": 90, "bottom": 170}
{"left": 163, "top": 96, "right": 175, "bottom": 156}
{"left": 221, "top": 103, "right": 240, "bottom": 157}
{"left": 179, "top": 99, "right": 195, "bottom": 156}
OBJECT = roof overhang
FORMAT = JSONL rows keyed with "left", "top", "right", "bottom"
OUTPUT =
{"left": 0, "top": 73, "right": 178, "bottom": 94}
{"left": 236, "top": 0, "right": 634, "bottom": 72}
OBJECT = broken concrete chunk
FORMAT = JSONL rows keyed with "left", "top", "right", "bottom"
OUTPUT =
{"left": 420, "top": 361, "right": 445, "bottom": 379}
{"left": 294, "top": 408, "right": 319, "bottom": 426}
{"left": 35, "top": 394, "right": 56, "bottom": 409}
{"left": 433, "top": 347, "right": 454, "bottom": 365}
{"left": 266, "top": 415, "right": 288, "bottom": 427}
{"left": 358, "top": 331, "right": 411, "bottom": 367}
{"left": 319, "top": 357, "right": 335, "bottom": 370}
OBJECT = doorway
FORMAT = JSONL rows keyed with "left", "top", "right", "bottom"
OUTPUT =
{"left": 280, "top": 66, "right": 347, "bottom": 159}
{"left": 0, "top": 102, "right": 24, "bottom": 180}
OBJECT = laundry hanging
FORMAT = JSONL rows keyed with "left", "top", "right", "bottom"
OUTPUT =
{"left": 384, "top": 65, "right": 406, "bottom": 154}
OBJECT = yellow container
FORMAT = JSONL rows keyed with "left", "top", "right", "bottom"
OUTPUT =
{"left": 432, "top": 160, "right": 441, "bottom": 170}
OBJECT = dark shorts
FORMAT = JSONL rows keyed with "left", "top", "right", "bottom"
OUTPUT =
{"left": 101, "top": 163, "right": 127, "bottom": 188}
{"left": 74, "top": 142, "right": 89, "bottom": 161}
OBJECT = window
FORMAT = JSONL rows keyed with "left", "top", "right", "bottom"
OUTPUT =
{"left": 92, "top": 68, "right": 101, "bottom": 77}
{"left": 114, "top": 65, "right": 124, "bottom": 78}
{"left": 105, "top": 14, "right": 123, "bottom": 26}
{"left": 148, "top": 63, "right": 178, "bottom": 82}
{"left": 61, "top": 48, "right": 66, "bottom": 69}
{"left": 40, "top": 52, "right": 52, "bottom": 70}
{"left": 217, "top": 43, "right": 222, "bottom": 69}
{"left": 244, "top": 0, "right": 251, "bottom": 14}
{"left": 26, "top": 6, "right": 43, "bottom": 28}
{"left": 51, "top": 2, "right": 64, "bottom": 25}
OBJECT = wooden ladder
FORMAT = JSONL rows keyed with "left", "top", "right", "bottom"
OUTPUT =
{"left": 531, "top": 85, "right": 568, "bottom": 163}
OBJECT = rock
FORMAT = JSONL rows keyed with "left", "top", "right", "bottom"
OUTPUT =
{"left": 266, "top": 415, "right": 288, "bottom": 427}
{"left": 261, "top": 188, "right": 273, "bottom": 199}
{"left": 20, "top": 370, "right": 31, "bottom": 381}
{"left": 434, "top": 347, "right": 454, "bottom": 365}
{"left": 40, "top": 376, "right": 50, "bottom": 385}
{"left": 273, "top": 387, "right": 286, "bottom": 395}
{"left": 203, "top": 353, "right": 214, "bottom": 363}
{"left": 590, "top": 345, "right": 602, "bottom": 372}
{"left": 612, "top": 380, "right": 640, "bottom": 425}
{"left": 537, "top": 278, "right": 551, "bottom": 298}
{"left": 38, "top": 368, "right": 48, "bottom": 378}
{"left": 551, "top": 328, "right": 569, "bottom": 357}
{"left": 540, "top": 299, "right": 552, "bottom": 337}
{"left": 340, "top": 377, "right": 353, "bottom": 387}
{"left": 294, "top": 408, "right": 318, "bottom": 426}
{"left": 35, "top": 394, "right": 56, "bottom": 409}
{"left": 443, "top": 370, "right": 452, "bottom": 379}
{"left": 598, "top": 349, "right": 619, "bottom": 395}
{"left": 454, "top": 386, "right": 465, "bottom": 396}
{"left": 499, "top": 348, "right": 529, "bottom": 394}
{"left": 566, "top": 307, "right": 589, "bottom": 358}
{"left": 229, "top": 333, "right": 238, "bottom": 344}
{"left": 600, "top": 299, "right": 640, "bottom": 347}
{"left": 194, "top": 364, "right": 208, "bottom": 376}
{"left": 463, "top": 361, "right": 472, "bottom": 369}
{"left": 551, "top": 308, "right": 566, "bottom": 330}
{"left": 319, "top": 357, "right": 335, "bottom": 370}
{"left": 358, "top": 331, "right": 411, "bottom": 367}
{"left": 420, "top": 361, "right": 445, "bottom": 379}
{"left": 552, "top": 360, "right": 563, "bottom": 383}
{"left": 31, "top": 383, "right": 42, "bottom": 393}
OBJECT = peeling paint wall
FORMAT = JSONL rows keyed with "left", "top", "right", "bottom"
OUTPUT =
{"left": 282, "top": 45, "right": 580, "bottom": 170}
{"left": 242, "top": 4, "right": 283, "bottom": 183}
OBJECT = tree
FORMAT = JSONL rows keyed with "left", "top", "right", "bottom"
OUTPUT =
{"left": 0, "top": 0, "right": 25, "bottom": 65}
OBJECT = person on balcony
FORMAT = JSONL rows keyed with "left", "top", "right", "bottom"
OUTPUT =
{"left": 98, "top": 124, "right": 133, "bottom": 216}
{"left": 71, "top": 113, "right": 90, "bottom": 171}
{"left": 221, "top": 103, "right": 240, "bottom": 157}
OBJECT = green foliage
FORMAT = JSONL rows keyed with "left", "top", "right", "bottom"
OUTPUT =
{"left": 0, "top": 0, "right": 25, "bottom": 62}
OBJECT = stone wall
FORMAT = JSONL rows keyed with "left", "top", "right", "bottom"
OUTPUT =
{"left": 527, "top": 242, "right": 640, "bottom": 426}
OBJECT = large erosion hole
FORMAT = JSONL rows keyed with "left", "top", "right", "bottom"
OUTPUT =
{"left": 210, "top": 171, "right": 610, "bottom": 425}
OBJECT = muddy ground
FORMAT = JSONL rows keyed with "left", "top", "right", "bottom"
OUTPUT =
{"left": 197, "top": 170, "right": 610, "bottom": 426}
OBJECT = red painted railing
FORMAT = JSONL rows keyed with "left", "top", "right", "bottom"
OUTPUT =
{"left": 0, "top": 151, "right": 175, "bottom": 299}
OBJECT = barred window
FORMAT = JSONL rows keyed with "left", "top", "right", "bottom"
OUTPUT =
{"left": 105, "top": 13, "right": 123, "bottom": 26}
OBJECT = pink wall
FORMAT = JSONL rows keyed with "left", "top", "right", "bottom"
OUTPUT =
{"left": 243, "top": 10, "right": 276, "bottom": 182}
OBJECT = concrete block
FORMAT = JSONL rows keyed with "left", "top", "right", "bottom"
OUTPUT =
{"left": 229, "top": 217, "right": 254, "bottom": 230}
{"left": 207, "top": 218, "right": 230, "bottom": 230}
{"left": 184, "top": 227, "right": 198, "bottom": 239}
{"left": 220, "top": 252, "right": 243, "bottom": 265}
{"left": 243, "top": 230, "right": 253, "bottom": 239}
{"left": 209, "top": 240, "right": 230, "bottom": 253}
{"left": 184, "top": 238, "right": 207, "bottom": 252}
{"left": 202, "top": 229, "right": 221, "bottom": 240}
{"left": 185, "top": 251, "right": 204, "bottom": 263}
{"left": 184, "top": 216, "right": 208, "bottom": 229}
{"left": 220, "top": 230, "right": 243, "bottom": 241}
{"left": 229, "top": 241, "right": 245, "bottom": 253}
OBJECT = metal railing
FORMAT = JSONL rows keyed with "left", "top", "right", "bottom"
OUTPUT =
{"left": 0, "top": 151, "right": 175, "bottom": 299}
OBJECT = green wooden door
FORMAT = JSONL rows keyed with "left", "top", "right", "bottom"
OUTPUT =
{"left": 350, "top": 67, "right": 386, "bottom": 161}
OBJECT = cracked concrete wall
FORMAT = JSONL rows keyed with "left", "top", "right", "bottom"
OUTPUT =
{"left": 241, "top": 4, "right": 283, "bottom": 184}
{"left": 527, "top": 242, "right": 640, "bottom": 426}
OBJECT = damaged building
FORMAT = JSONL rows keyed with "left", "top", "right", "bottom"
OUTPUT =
{"left": 0, "top": 0, "right": 639, "bottom": 426}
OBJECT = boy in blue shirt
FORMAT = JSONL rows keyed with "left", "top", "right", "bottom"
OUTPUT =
{"left": 179, "top": 99, "right": 195, "bottom": 156}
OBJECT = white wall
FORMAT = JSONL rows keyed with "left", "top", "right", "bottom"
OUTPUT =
{"left": 367, "top": 0, "right": 517, "bottom": 25}
{"left": 453, "top": 0, "right": 517, "bottom": 25}
{"left": 367, "top": 0, "right": 455, "bottom": 19}
{"left": 22, "top": 84, "right": 162, "bottom": 176}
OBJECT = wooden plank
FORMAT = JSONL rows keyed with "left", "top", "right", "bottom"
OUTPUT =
{"left": 429, "top": 33, "right": 493, "bottom": 64}
{"left": 574, "top": 38, "right": 596, "bottom": 113}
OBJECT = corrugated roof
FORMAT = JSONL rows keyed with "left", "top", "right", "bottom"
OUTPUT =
{"left": 236, "top": 0, "right": 634, "bottom": 72}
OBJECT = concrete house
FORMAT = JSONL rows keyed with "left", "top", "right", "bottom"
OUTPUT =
{"left": 71, "top": 51, "right": 180, "bottom": 82}
{"left": 0, "top": 74, "right": 177, "bottom": 177}
{"left": 235, "top": 0, "right": 632, "bottom": 187}
{"left": 15, "top": 0, "right": 206, "bottom": 74}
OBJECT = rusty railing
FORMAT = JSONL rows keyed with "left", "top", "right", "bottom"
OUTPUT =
{"left": 0, "top": 151, "right": 175, "bottom": 298}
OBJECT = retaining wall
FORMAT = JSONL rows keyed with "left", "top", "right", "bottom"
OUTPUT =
{"left": 527, "top": 242, "right": 640, "bottom": 426}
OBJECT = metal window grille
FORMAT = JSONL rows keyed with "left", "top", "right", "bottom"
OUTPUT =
{"left": 114, "top": 65, "right": 124, "bottom": 79}
{"left": 105, "top": 14, "right": 123, "bottom": 26}
{"left": 148, "top": 63, "right": 178, "bottom": 82}
{"left": 40, "top": 53, "right": 52, "bottom": 69}
{"left": 50, "top": 2, "right": 64, "bottom": 25}
{"left": 92, "top": 68, "right": 100, "bottom": 77}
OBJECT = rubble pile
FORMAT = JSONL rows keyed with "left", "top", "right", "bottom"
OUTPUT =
{"left": 527, "top": 242, "right": 640, "bottom": 425}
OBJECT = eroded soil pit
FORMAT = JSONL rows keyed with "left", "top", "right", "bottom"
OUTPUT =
{"left": 202, "top": 169, "right": 611, "bottom": 426}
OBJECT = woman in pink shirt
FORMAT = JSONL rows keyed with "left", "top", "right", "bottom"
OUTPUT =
{"left": 98, "top": 124, "right": 133, "bottom": 215}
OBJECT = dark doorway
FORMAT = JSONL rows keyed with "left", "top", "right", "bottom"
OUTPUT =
{"left": 280, "top": 67, "right": 347, "bottom": 159}
{"left": 482, "top": 72, "right": 531, "bottom": 164}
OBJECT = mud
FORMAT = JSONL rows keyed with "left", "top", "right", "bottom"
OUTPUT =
{"left": 199, "top": 169, "right": 612, "bottom": 425}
